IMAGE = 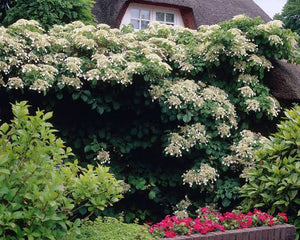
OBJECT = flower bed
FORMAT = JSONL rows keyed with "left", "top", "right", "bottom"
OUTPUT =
{"left": 148, "top": 209, "right": 294, "bottom": 239}
{"left": 159, "top": 224, "right": 296, "bottom": 240}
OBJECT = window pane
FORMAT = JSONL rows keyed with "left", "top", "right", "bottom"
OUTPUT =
{"left": 156, "top": 12, "right": 165, "bottom": 22}
{"left": 131, "top": 19, "right": 140, "bottom": 29}
{"left": 131, "top": 9, "right": 140, "bottom": 19}
{"left": 141, "top": 10, "right": 150, "bottom": 20}
{"left": 166, "top": 13, "right": 174, "bottom": 23}
{"left": 141, "top": 20, "right": 149, "bottom": 29}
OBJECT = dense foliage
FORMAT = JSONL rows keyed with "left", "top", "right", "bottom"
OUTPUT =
{"left": 65, "top": 217, "right": 154, "bottom": 240}
{"left": 0, "top": 16, "right": 299, "bottom": 221}
{"left": 149, "top": 208, "right": 288, "bottom": 239}
{"left": 274, "top": 0, "right": 300, "bottom": 35}
{"left": 0, "top": 102, "right": 124, "bottom": 239}
{"left": 0, "top": 0, "right": 95, "bottom": 30}
{"left": 240, "top": 105, "right": 300, "bottom": 231}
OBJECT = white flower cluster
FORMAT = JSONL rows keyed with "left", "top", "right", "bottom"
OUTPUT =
{"left": 245, "top": 99, "right": 261, "bottom": 112}
{"left": 257, "top": 20, "right": 284, "bottom": 32}
{"left": 232, "top": 14, "right": 248, "bottom": 21}
{"left": 149, "top": 85, "right": 165, "bottom": 101}
{"left": 266, "top": 96, "right": 281, "bottom": 117}
{"left": 248, "top": 54, "right": 273, "bottom": 71}
{"left": 0, "top": 60, "right": 10, "bottom": 74}
{"left": 233, "top": 60, "right": 247, "bottom": 73}
{"left": 268, "top": 35, "right": 284, "bottom": 46}
{"left": 73, "top": 34, "right": 97, "bottom": 50}
{"left": 95, "top": 149, "right": 111, "bottom": 165}
{"left": 65, "top": 57, "right": 82, "bottom": 76}
{"left": 174, "top": 196, "right": 191, "bottom": 219}
{"left": 216, "top": 123, "right": 231, "bottom": 138}
{"left": 21, "top": 64, "right": 58, "bottom": 83}
{"left": 182, "top": 164, "right": 218, "bottom": 187}
{"left": 222, "top": 130, "right": 269, "bottom": 170}
{"left": 168, "top": 79, "right": 204, "bottom": 108}
{"left": 202, "top": 86, "right": 238, "bottom": 129}
{"left": 29, "top": 79, "right": 52, "bottom": 92}
{"left": 10, "top": 19, "right": 44, "bottom": 32}
{"left": 23, "top": 30, "right": 50, "bottom": 52}
{"left": 227, "top": 28, "right": 257, "bottom": 58}
{"left": 237, "top": 74, "right": 259, "bottom": 85}
{"left": 238, "top": 86, "right": 256, "bottom": 97}
{"left": 7, "top": 77, "right": 24, "bottom": 89}
{"left": 60, "top": 75, "right": 82, "bottom": 89}
{"left": 164, "top": 123, "right": 208, "bottom": 157}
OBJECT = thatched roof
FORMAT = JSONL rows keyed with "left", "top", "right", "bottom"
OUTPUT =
{"left": 92, "top": 0, "right": 271, "bottom": 28}
{"left": 266, "top": 60, "right": 300, "bottom": 100}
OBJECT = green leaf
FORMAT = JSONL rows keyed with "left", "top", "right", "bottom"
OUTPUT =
{"left": 0, "top": 123, "right": 9, "bottom": 133}
{"left": 273, "top": 200, "right": 286, "bottom": 205}
{"left": 148, "top": 190, "right": 156, "bottom": 200}
{"left": 288, "top": 190, "right": 298, "bottom": 200}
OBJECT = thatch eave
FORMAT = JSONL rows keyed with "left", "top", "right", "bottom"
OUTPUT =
{"left": 266, "top": 60, "right": 300, "bottom": 100}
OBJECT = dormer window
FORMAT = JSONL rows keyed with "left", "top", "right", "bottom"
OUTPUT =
{"left": 156, "top": 12, "right": 174, "bottom": 25}
{"left": 130, "top": 8, "right": 151, "bottom": 29}
{"left": 120, "top": 3, "right": 184, "bottom": 30}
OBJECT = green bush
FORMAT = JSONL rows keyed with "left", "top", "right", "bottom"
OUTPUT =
{"left": 0, "top": 16, "right": 299, "bottom": 221}
{"left": 1, "top": 0, "right": 95, "bottom": 30}
{"left": 240, "top": 105, "right": 300, "bottom": 230}
{"left": 65, "top": 217, "right": 154, "bottom": 240}
{"left": 0, "top": 102, "right": 124, "bottom": 239}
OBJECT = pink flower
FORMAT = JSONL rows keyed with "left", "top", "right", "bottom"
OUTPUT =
{"left": 268, "top": 220, "right": 274, "bottom": 226}
{"left": 201, "top": 207, "right": 209, "bottom": 213}
{"left": 258, "top": 215, "right": 267, "bottom": 221}
{"left": 214, "top": 223, "right": 225, "bottom": 231}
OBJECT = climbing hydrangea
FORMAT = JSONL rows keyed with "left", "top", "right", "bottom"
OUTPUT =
{"left": 0, "top": 16, "right": 298, "bottom": 209}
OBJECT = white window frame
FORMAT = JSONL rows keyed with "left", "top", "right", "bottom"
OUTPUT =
{"left": 120, "top": 3, "right": 184, "bottom": 30}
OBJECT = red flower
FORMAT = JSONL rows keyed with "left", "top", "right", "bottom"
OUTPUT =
{"left": 247, "top": 211, "right": 253, "bottom": 216}
{"left": 278, "top": 213, "right": 288, "bottom": 222}
{"left": 165, "top": 230, "right": 176, "bottom": 238}
{"left": 246, "top": 217, "right": 253, "bottom": 227}
{"left": 268, "top": 220, "right": 274, "bottom": 226}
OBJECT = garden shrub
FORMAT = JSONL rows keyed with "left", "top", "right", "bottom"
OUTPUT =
{"left": 65, "top": 217, "right": 154, "bottom": 240}
{"left": 1, "top": 0, "right": 95, "bottom": 30}
{"left": 0, "top": 16, "right": 299, "bottom": 221}
{"left": 240, "top": 105, "right": 300, "bottom": 231}
{"left": 0, "top": 102, "right": 125, "bottom": 239}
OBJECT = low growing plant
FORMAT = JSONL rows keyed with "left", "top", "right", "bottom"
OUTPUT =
{"left": 0, "top": 101, "right": 125, "bottom": 239}
{"left": 65, "top": 217, "right": 154, "bottom": 240}
{"left": 240, "top": 105, "right": 300, "bottom": 231}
